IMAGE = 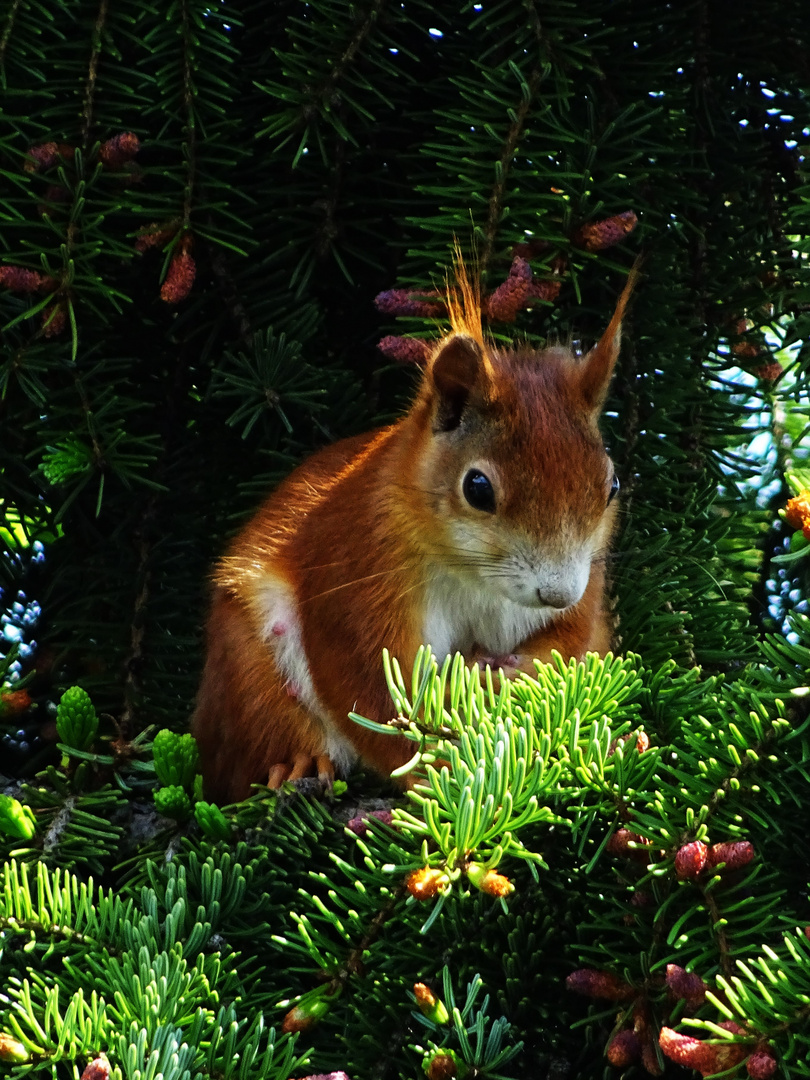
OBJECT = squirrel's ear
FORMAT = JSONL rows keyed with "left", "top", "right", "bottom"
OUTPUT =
{"left": 429, "top": 333, "right": 487, "bottom": 432}
{"left": 579, "top": 266, "right": 639, "bottom": 412}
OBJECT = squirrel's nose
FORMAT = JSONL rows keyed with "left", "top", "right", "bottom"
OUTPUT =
{"left": 536, "top": 587, "right": 572, "bottom": 610}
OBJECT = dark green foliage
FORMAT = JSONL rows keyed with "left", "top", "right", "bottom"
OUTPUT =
{"left": 2, "top": 0, "right": 810, "bottom": 1078}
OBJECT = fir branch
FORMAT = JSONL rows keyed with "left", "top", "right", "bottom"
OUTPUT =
{"left": 81, "top": 0, "right": 110, "bottom": 150}
{"left": 0, "top": 0, "right": 22, "bottom": 78}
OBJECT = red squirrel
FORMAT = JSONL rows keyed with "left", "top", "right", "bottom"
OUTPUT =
{"left": 192, "top": 265, "right": 636, "bottom": 802}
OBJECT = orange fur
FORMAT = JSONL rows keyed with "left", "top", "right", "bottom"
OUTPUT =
{"left": 192, "top": 268, "right": 635, "bottom": 802}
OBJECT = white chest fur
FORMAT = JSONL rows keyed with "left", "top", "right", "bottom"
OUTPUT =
{"left": 421, "top": 569, "right": 550, "bottom": 660}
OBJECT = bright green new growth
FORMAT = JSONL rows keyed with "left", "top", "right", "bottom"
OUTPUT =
{"left": 152, "top": 731, "right": 200, "bottom": 791}
{"left": 55, "top": 687, "right": 98, "bottom": 753}
{"left": 0, "top": 797, "right": 36, "bottom": 842}
{"left": 153, "top": 785, "right": 192, "bottom": 821}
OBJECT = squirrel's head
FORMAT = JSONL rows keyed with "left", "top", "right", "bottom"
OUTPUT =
{"left": 409, "top": 272, "right": 634, "bottom": 613}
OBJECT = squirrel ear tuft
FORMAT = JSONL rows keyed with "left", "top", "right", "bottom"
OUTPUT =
{"left": 579, "top": 264, "right": 639, "bottom": 412}
{"left": 429, "top": 333, "right": 487, "bottom": 432}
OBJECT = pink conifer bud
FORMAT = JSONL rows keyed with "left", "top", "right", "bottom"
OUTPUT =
{"left": 675, "top": 840, "right": 708, "bottom": 880}
{"left": 746, "top": 1047, "right": 777, "bottom": 1078}
{"left": 377, "top": 335, "right": 431, "bottom": 365}
{"left": 574, "top": 210, "right": 638, "bottom": 251}
{"left": 707, "top": 841, "right": 755, "bottom": 872}
{"left": 607, "top": 828, "right": 651, "bottom": 858}
{"left": 42, "top": 302, "right": 67, "bottom": 337}
{"left": 659, "top": 1024, "right": 748, "bottom": 1076}
{"left": 99, "top": 132, "right": 140, "bottom": 169}
{"left": 346, "top": 809, "right": 394, "bottom": 835}
{"left": 0, "top": 266, "right": 56, "bottom": 294}
{"left": 525, "top": 278, "right": 562, "bottom": 303}
{"left": 665, "top": 964, "right": 707, "bottom": 1007}
{"left": 161, "top": 238, "right": 196, "bottom": 304}
{"left": 25, "top": 142, "right": 75, "bottom": 172}
{"left": 484, "top": 257, "right": 532, "bottom": 322}
{"left": 80, "top": 1058, "right": 111, "bottom": 1080}
{"left": 566, "top": 969, "right": 635, "bottom": 1001}
{"left": 374, "top": 289, "right": 445, "bottom": 317}
{"left": 606, "top": 1030, "right": 641, "bottom": 1066}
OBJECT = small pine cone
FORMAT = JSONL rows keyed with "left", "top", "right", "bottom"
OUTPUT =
{"left": 347, "top": 809, "right": 393, "bottom": 835}
{"left": 281, "top": 996, "right": 332, "bottom": 1033}
{"left": 25, "top": 141, "right": 75, "bottom": 172}
{"left": 425, "top": 1051, "right": 463, "bottom": 1080}
{"left": 406, "top": 866, "right": 449, "bottom": 901}
{"left": 665, "top": 964, "right": 707, "bottom": 1008}
{"left": 99, "top": 132, "right": 140, "bottom": 169}
{"left": 377, "top": 335, "right": 431, "bottom": 365}
{"left": 784, "top": 492, "right": 810, "bottom": 533}
{"left": 606, "top": 1030, "right": 641, "bottom": 1066}
{"left": 659, "top": 1026, "right": 748, "bottom": 1076}
{"left": 607, "top": 828, "right": 651, "bottom": 859}
{"left": 754, "top": 361, "right": 782, "bottom": 383}
{"left": 675, "top": 840, "right": 708, "bottom": 880}
{"left": 0, "top": 265, "right": 56, "bottom": 294}
{"left": 573, "top": 210, "right": 638, "bottom": 251}
{"left": 525, "top": 278, "right": 562, "bottom": 303}
{"left": 42, "top": 302, "right": 68, "bottom": 337}
{"left": 707, "top": 840, "right": 755, "bottom": 872}
{"left": 160, "top": 242, "right": 196, "bottom": 304}
{"left": 414, "top": 982, "right": 450, "bottom": 1024}
{"left": 80, "top": 1057, "right": 111, "bottom": 1080}
{"left": 374, "top": 288, "right": 445, "bottom": 318}
{"left": 566, "top": 969, "right": 635, "bottom": 1002}
{"left": 746, "top": 1047, "right": 778, "bottom": 1079}
{"left": 484, "top": 257, "right": 532, "bottom": 322}
{"left": 732, "top": 340, "right": 761, "bottom": 359}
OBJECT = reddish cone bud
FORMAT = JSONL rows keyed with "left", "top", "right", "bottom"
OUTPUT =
{"left": 414, "top": 983, "right": 450, "bottom": 1024}
{"left": 425, "top": 1051, "right": 463, "bottom": 1080}
{"left": 607, "top": 1030, "right": 641, "bottom": 1066}
{"left": 378, "top": 335, "right": 431, "bottom": 365}
{"left": 25, "top": 142, "right": 75, "bottom": 172}
{"left": 675, "top": 840, "right": 708, "bottom": 880}
{"left": 659, "top": 1026, "right": 748, "bottom": 1076}
{"left": 0, "top": 689, "right": 32, "bottom": 716}
{"left": 161, "top": 239, "right": 196, "bottom": 304}
{"left": 573, "top": 210, "right": 638, "bottom": 251}
{"left": 136, "top": 222, "right": 180, "bottom": 252}
{"left": 80, "top": 1057, "right": 111, "bottom": 1080}
{"left": 484, "top": 257, "right": 532, "bottom": 322}
{"left": 636, "top": 731, "right": 650, "bottom": 752}
{"left": 347, "top": 809, "right": 393, "bottom": 835}
{"left": 281, "top": 995, "right": 332, "bottom": 1033}
{"left": 99, "top": 132, "right": 140, "bottom": 169}
{"left": 374, "top": 289, "right": 445, "bottom": 318}
{"left": 707, "top": 841, "right": 755, "bottom": 872}
{"left": 466, "top": 861, "right": 514, "bottom": 897}
{"left": 607, "top": 828, "right": 651, "bottom": 858}
{"left": 42, "top": 303, "right": 67, "bottom": 337}
{"left": 566, "top": 969, "right": 635, "bottom": 1002}
{"left": 747, "top": 1047, "right": 778, "bottom": 1079}
{"left": 0, "top": 266, "right": 57, "bottom": 294}
{"left": 406, "top": 866, "right": 449, "bottom": 901}
{"left": 754, "top": 362, "right": 782, "bottom": 383}
{"left": 784, "top": 493, "right": 810, "bottom": 533}
{"left": 525, "top": 278, "right": 562, "bottom": 303}
{"left": 665, "top": 964, "right": 707, "bottom": 1007}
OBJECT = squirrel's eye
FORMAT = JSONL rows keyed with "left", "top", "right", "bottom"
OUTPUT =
{"left": 608, "top": 473, "right": 620, "bottom": 504}
{"left": 463, "top": 469, "right": 496, "bottom": 513}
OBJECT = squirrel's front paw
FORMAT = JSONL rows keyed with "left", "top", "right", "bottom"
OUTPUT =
{"left": 267, "top": 753, "right": 334, "bottom": 789}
